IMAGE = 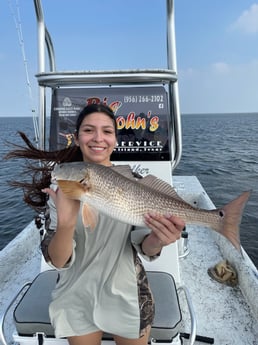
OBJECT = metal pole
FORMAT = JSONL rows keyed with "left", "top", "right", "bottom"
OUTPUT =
{"left": 167, "top": 0, "right": 182, "bottom": 170}
{"left": 33, "top": 0, "right": 46, "bottom": 149}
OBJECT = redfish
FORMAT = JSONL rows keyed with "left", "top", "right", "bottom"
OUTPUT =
{"left": 52, "top": 162, "right": 251, "bottom": 252}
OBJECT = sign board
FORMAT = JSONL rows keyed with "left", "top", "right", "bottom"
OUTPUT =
{"left": 50, "top": 86, "right": 172, "bottom": 161}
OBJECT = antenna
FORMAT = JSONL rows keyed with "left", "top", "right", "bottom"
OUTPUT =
{"left": 8, "top": 0, "right": 39, "bottom": 144}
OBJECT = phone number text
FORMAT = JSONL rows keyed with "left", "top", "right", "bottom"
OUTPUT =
{"left": 124, "top": 95, "right": 164, "bottom": 103}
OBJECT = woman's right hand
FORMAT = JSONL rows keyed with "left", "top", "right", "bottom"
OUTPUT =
{"left": 43, "top": 186, "right": 80, "bottom": 228}
{"left": 42, "top": 186, "right": 80, "bottom": 268}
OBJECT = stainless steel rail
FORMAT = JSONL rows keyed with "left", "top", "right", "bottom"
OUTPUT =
{"left": 32, "top": 0, "right": 182, "bottom": 170}
{"left": 36, "top": 69, "right": 177, "bottom": 87}
{"left": 0, "top": 282, "right": 31, "bottom": 345}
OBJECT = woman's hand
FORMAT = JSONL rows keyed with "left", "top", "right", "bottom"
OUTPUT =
{"left": 142, "top": 213, "right": 185, "bottom": 256}
{"left": 42, "top": 186, "right": 80, "bottom": 268}
{"left": 43, "top": 186, "right": 80, "bottom": 228}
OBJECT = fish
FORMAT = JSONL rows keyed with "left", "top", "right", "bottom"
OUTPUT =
{"left": 52, "top": 161, "right": 251, "bottom": 252}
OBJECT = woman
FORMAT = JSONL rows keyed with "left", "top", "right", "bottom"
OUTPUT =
{"left": 7, "top": 104, "right": 185, "bottom": 345}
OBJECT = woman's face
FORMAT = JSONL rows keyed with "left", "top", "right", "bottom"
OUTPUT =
{"left": 75, "top": 112, "right": 117, "bottom": 166}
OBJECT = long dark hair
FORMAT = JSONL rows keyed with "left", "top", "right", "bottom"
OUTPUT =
{"left": 76, "top": 103, "right": 117, "bottom": 136}
{"left": 5, "top": 103, "right": 116, "bottom": 212}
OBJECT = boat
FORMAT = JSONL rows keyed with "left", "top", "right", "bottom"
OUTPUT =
{"left": 1, "top": 1, "right": 258, "bottom": 344}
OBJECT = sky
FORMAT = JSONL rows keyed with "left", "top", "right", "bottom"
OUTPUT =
{"left": 0, "top": 0, "right": 258, "bottom": 116}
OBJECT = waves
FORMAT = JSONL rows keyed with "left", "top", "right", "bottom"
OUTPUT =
{"left": 0, "top": 117, "right": 36, "bottom": 248}
{"left": 0, "top": 114, "right": 257, "bottom": 268}
{"left": 175, "top": 113, "right": 258, "bottom": 267}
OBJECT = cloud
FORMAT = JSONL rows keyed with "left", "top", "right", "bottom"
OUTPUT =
{"left": 178, "top": 59, "right": 258, "bottom": 113}
{"left": 179, "top": 67, "right": 196, "bottom": 79}
{"left": 211, "top": 62, "right": 230, "bottom": 74}
{"left": 230, "top": 3, "right": 258, "bottom": 34}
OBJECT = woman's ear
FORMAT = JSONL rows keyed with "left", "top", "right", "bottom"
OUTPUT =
{"left": 74, "top": 133, "right": 80, "bottom": 146}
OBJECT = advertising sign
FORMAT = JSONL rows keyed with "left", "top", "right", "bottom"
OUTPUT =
{"left": 50, "top": 86, "right": 171, "bottom": 161}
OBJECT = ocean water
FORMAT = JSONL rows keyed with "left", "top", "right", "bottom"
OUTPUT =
{"left": 0, "top": 114, "right": 257, "bottom": 268}
{"left": 174, "top": 113, "right": 258, "bottom": 268}
{"left": 0, "top": 117, "right": 36, "bottom": 249}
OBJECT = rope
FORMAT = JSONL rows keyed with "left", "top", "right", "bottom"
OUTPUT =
{"left": 8, "top": 0, "right": 39, "bottom": 145}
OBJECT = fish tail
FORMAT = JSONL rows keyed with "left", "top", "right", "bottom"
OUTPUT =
{"left": 219, "top": 191, "right": 251, "bottom": 251}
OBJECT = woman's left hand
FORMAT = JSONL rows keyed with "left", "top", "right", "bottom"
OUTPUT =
{"left": 142, "top": 213, "right": 185, "bottom": 256}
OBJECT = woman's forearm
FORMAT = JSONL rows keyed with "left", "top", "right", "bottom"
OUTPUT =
{"left": 48, "top": 224, "right": 75, "bottom": 268}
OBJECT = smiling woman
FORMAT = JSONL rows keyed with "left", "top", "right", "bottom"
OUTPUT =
{"left": 1, "top": 2, "right": 258, "bottom": 345}
{"left": 5, "top": 102, "right": 185, "bottom": 345}
{"left": 74, "top": 105, "right": 117, "bottom": 166}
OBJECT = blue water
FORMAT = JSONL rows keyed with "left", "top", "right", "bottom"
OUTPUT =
{"left": 0, "top": 114, "right": 257, "bottom": 268}
{"left": 175, "top": 113, "right": 258, "bottom": 267}
{"left": 0, "top": 117, "right": 37, "bottom": 249}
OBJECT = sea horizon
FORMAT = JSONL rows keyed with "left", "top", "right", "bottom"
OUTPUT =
{"left": 0, "top": 114, "right": 257, "bottom": 268}
{"left": 0, "top": 111, "right": 258, "bottom": 118}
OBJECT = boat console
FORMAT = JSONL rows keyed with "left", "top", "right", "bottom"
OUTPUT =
{"left": 0, "top": 1, "right": 198, "bottom": 344}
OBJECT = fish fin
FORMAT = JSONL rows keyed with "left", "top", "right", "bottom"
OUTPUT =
{"left": 138, "top": 175, "right": 185, "bottom": 201}
{"left": 112, "top": 165, "right": 186, "bottom": 202}
{"left": 82, "top": 203, "right": 99, "bottom": 232}
{"left": 57, "top": 180, "right": 88, "bottom": 200}
{"left": 110, "top": 165, "right": 136, "bottom": 180}
{"left": 219, "top": 190, "right": 251, "bottom": 252}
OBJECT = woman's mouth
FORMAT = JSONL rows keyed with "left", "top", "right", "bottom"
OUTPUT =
{"left": 89, "top": 146, "right": 106, "bottom": 152}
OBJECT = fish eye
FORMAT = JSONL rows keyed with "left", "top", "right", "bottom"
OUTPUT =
{"left": 219, "top": 210, "right": 224, "bottom": 218}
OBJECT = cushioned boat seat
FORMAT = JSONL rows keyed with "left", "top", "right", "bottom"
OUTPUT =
{"left": 14, "top": 270, "right": 182, "bottom": 342}
{"left": 147, "top": 271, "right": 182, "bottom": 341}
{"left": 14, "top": 270, "right": 58, "bottom": 337}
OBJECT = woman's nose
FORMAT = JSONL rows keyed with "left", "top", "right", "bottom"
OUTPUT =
{"left": 93, "top": 130, "right": 103, "bottom": 141}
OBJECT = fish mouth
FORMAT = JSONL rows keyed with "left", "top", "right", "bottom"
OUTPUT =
{"left": 52, "top": 162, "right": 91, "bottom": 185}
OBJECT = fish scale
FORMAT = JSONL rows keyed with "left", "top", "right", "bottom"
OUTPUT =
{"left": 53, "top": 161, "right": 251, "bottom": 251}
{"left": 86, "top": 167, "right": 216, "bottom": 226}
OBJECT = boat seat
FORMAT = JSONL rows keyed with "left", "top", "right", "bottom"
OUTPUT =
{"left": 13, "top": 270, "right": 182, "bottom": 342}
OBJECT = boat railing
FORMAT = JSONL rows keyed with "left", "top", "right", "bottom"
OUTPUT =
{"left": 33, "top": 0, "right": 182, "bottom": 171}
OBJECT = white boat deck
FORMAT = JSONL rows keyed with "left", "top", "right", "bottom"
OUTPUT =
{"left": 0, "top": 176, "right": 257, "bottom": 345}
{"left": 174, "top": 176, "right": 258, "bottom": 345}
